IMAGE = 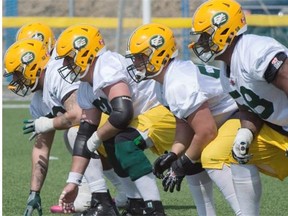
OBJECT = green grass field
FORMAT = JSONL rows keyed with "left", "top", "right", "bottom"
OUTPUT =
{"left": 3, "top": 106, "right": 288, "bottom": 216}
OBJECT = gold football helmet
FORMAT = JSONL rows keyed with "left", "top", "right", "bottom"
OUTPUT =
{"left": 126, "top": 23, "right": 178, "bottom": 82}
{"left": 189, "top": 0, "right": 247, "bottom": 62}
{"left": 16, "top": 22, "right": 56, "bottom": 53}
{"left": 55, "top": 24, "right": 106, "bottom": 83}
{"left": 4, "top": 39, "right": 50, "bottom": 96}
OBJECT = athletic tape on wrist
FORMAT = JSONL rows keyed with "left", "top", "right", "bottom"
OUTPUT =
{"left": 66, "top": 172, "right": 83, "bottom": 185}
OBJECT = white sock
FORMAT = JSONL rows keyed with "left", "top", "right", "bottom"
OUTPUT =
{"left": 186, "top": 171, "right": 216, "bottom": 216}
{"left": 134, "top": 172, "right": 161, "bottom": 201}
{"left": 231, "top": 164, "right": 262, "bottom": 216}
{"left": 206, "top": 165, "right": 241, "bottom": 216}
{"left": 119, "top": 177, "right": 142, "bottom": 199}
{"left": 103, "top": 169, "right": 123, "bottom": 191}
{"left": 103, "top": 169, "right": 127, "bottom": 206}
{"left": 88, "top": 178, "right": 107, "bottom": 193}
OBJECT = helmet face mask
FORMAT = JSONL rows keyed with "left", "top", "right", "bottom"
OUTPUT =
{"left": 126, "top": 23, "right": 178, "bottom": 83}
{"left": 189, "top": 0, "right": 247, "bottom": 62}
{"left": 126, "top": 49, "right": 156, "bottom": 82}
{"left": 56, "top": 24, "right": 106, "bottom": 83}
{"left": 190, "top": 28, "right": 220, "bottom": 62}
{"left": 57, "top": 50, "right": 83, "bottom": 84}
{"left": 4, "top": 39, "right": 50, "bottom": 97}
{"left": 4, "top": 70, "right": 32, "bottom": 97}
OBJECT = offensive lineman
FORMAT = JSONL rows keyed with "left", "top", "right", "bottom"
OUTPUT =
{"left": 190, "top": 0, "right": 288, "bottom": 215}
{"left": 4, "top": 35, "right": 119, "bottom": 216}
{"left": 54, "top": 24, "right": 176, "bottom": 216}
{"left": 125, "top": 22, "right": 241, "bottom": 216}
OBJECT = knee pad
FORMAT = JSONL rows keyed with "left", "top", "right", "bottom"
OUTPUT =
{"left": 115, "top": 138, "right": 152, "bottom": 181}
{"left": 103, "top": 139, "right": 128, "bottom": 178}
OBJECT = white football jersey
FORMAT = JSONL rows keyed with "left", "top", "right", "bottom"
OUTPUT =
{"left": 155, "top": 59, "right": 237, "bottom": 121}
{"left": 29, "top": 55, "right": 80, "bottom": 118}
{"left": 77, "top": 50, "right": 159, "bottom": 117}
{"left": 42, "top": 58, "right": 80, "bottom": 116}
{"left": 30, "top": 91, "right": 51, "bottom": 119}
{"left": 220, "top": 34, "right": 288, "bottom": 131}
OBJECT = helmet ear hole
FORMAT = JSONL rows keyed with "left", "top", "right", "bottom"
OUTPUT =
{"left": 220, "top": 28, "right": 229, "bottom": 35}
{"left": 157, "top": 50, "right": 165, "bottom": 57}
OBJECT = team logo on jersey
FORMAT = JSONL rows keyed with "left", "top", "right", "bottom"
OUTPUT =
{"left": 212, "top": 12, "right": 228, "bottom": 27}
{"left": 32, "top": 33, "right": 44, "bottom": 42}
{"left": 150, "top": 35, "right": 165, "bottom": 49}
{"left": 21, "top": 52, "right": 35, "bottom": 64}
{"left": 73, "top": 37, "right": 88, "bottom": 50}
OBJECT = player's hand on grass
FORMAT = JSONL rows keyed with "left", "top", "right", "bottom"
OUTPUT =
{"left": 23, "top": 191, "right": 42, "bottom": 216}
{"left": 58, "top": 183, "right": 78, "bottom": 214}
{"left": 153, "top": 151, "right": 177, "bottom": 179}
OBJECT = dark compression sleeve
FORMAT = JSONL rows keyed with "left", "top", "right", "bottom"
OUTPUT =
{"left": 264, "top": 52, "right": 287, "bottom": 83}
{"left": 108, "top": 96, "right": 134, "bottom": 129}
{"left": 73, "top": 120, "right": 98, "bottom": 159}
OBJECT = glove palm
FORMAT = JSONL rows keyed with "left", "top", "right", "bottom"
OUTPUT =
{"left": 23, "top": 191, "right": 42, "bottom": 216}
{"left": 153, "top": 152, "right": 177, "bottom": 179}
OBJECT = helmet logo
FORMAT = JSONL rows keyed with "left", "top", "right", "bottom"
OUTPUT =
{"left": 73, "top": 37, "right": 88, "bottom": 50}
{"left": 21, "top": 52, "right": 35, "bottom": 64}
{"left": 212, "top": 12, "right": 228, "bottom": 27}
{"left": 32, "top": 33, "right": 44, "bottom": 42}
{"left": 150, "top": 35, "right": 165, "bottom": 49}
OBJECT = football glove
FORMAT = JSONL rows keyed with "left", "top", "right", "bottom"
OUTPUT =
{"left": 162, "top": 154, "right": 193, "bottom": 192}
{"left": 232, "top": 128, "right": 254, "bottom": 164}
{"left": 23, "top": 117, "right": 54, "bottom": 140}
{"left": 23, "top": 191, "right": 42, "bottom": 216}
{"left": 153, "top": 151, "right": 177, "bottom": 179}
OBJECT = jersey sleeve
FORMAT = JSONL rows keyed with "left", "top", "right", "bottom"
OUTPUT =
{"left": 167, "top": 82, "right": 207, "bottom": 119}
{"left": 92, "top": 51, "right": 129, "bottom": 94}
{"left": 77, "top": 82, "right": 96, "bottom": 110}
{"left": 248, "top": 36, "right": 287, "bottom": 79}
{"left": 30, "top": 91, "right": 51, "bottom": 119}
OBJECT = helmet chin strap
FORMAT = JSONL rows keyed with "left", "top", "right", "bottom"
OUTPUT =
{"left": 79, "top": 63, "right": 91, "bottom": 79}
{"left": 30, "top": 77, "right": 39, "bottom": 93}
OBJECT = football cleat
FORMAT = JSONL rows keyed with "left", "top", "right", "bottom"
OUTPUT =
{"left": 121, "top": 198, "right": 145, "bottom": 216}
{"left": 74, "top": 191, "right": 120, "bottom": 216}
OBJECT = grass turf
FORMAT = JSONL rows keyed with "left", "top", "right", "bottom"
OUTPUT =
{"left": 2, "top": 107, "right": 288, "bottom": 216}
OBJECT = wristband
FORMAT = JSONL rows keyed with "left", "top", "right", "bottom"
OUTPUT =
{"left": 66, "top": 172, "right": 83, "bottom": 185}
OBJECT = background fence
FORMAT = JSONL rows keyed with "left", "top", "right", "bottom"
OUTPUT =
{"left": 2, "top": 0, "right": 288, "bottom": 78}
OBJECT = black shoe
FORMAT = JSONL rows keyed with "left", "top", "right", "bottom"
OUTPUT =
{"left": 121, "top": 198, "right": 145, "bottom": 216}
{"left": 142, "top": 201, "right": 166, "bottom": 216}
{"left": 74, "top": 191, "right": 120, "bottom": 216}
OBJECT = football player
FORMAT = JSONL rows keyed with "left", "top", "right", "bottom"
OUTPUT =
{"left": 4, "top": 23, "right": 121, "bottom": 216}
{"left": 54, "top": 24, "right": 177, "bottom": 216}
{"left": 189, "top": 0, "right": 288, "bottom": 215}
{"left": 125, "top": 22, "right": 241, "bottom": 216}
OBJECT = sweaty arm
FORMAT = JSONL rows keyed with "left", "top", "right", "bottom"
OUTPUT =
{"left": 53, "top": 90, "right": 82, "bottom": 130}
{"left": 30, "top": 130, "right": 55, "bottom": 192}
{"left": 265, "top": 52, "right": 288, "bottom": 95}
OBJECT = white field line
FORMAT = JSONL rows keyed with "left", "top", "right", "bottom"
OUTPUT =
{"left": 3, "top": 104, "right": 30, "bottom": 109}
